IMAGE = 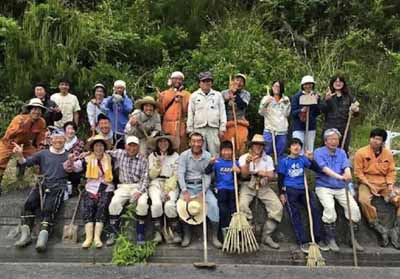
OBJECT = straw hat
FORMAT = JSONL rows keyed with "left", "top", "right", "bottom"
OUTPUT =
{"left": 249, "top": 134, "right": 265, "bottom": 145}
{"left": 23, "top": 98, "right": 48, "bottom": 112}
{"left": 148, "top": 133, "right": 178, "bottom": 151}
{"left": 134, "top": 96, "right": 159, "bottom": 110}
{"left": 86, "top": 134, "right": 111, "bottom": 151}
{"left": 177, "top": 197, "right": 206, "bottom": 225}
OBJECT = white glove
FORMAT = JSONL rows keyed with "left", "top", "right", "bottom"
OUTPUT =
{"left": 112, "top": 93, "right": 124, "bottom": 104}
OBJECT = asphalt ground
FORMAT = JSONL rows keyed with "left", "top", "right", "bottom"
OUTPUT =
{"left": 1, "top": 263, "right": 399, "bottom": 279}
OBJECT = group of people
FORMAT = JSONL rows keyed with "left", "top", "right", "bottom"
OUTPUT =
{"left": 0, "top": 70, "right": 399, "bottom": 255}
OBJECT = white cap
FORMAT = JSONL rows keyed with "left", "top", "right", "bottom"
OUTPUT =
{"left": 126, "top": 136, "right": 139, "bottom": 145}
{"left": 170, "top": 71, "right": 184, "bottom": 79}
{"left": 300, "top": 75, "right": 315, "bottom": 86}
{"left": 114, "top": 80, "right": 126, "bottom": 88}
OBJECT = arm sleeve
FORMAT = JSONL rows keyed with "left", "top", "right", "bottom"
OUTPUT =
{"left": 205, "top": 162, "right": 214, "bottom": 175}
{"left": 219, "top": 94, "right": 227, "bottom": 132}
{"left": 278, "top": 173, "right": 285, "bottom": 194}
{"left": 178, "top": 153, "right": 188, "bottom": 191}
{"left": 23, "top": 151, "right": 42, "bottom": 168}
{"left": 87, "top": 103, "right": 96, "bottom": 127}
{"left": 122, "top": 96, "right": 133, "bottom": 114}
{"left": 186, "top": 96, "right": 194, "bottom": 133}
{"left": 235, "top": 93, "right": 247, "bottom": 110}
{"left": 386, "top": 155, "right": 397, "bottom": 185}
{"left": 258, "top": 96, "right": 269, "bottom": 117}
{"left": 291, "top": 94, "right": 302, "bottom": 118}
{"left": 353, "top": 150, "right": 369, "bottom": 184}
{"left": 73, "top": 96, "right": 81, "bottom": 112}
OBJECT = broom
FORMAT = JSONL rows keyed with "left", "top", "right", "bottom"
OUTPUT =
{"left": 222, "top": 138, "right": 259, "bottom": 254}
{"left": 303, "top": 174, "right": 325, "bottom": 267}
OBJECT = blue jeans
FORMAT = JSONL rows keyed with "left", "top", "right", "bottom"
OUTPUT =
{"left": 263, "top": 131, "right": 287, "bottom": 158}
{"left": 285, "top": 187, "right": 323, "bottom": 244}
{"left": 216, "top": 189, "right": 236, "bottom": 228}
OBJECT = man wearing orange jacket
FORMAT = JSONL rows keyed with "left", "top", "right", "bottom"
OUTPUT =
{"left": 158, "top": 71, "right": 191, "bottom": 153}
{"left": 354, "top": 128, "right": 400, "bottom": 249}
{"left": 0, "top": 98, "right": 47, "bottom": 195}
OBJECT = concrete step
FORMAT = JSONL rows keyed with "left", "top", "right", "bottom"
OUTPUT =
{"left": 1, "top": 188, "right": 400, "bottom": 266}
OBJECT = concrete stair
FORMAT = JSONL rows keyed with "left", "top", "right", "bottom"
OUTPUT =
{"left": 1, "top": 187, "right": 400, "bottom": 266}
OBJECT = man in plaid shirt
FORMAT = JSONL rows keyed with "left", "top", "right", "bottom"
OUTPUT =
{"left": 106, "top": 135, "right": 149, "bottom": 246}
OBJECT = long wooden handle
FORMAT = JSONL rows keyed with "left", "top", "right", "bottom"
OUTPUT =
{"left": 231, "top": 101, "right": 239, "bottom": 155}
{"left": 303, "top": 174, "right": 315, "bottom": 243}
{"left": 201, "top": 176, "right": 208, "bottom": 262}
{"left": 345, "top": 185, "right": 358, "bottom": 266}
{"left": 232, "top": 138, "right": 240, "bottom": 213}
{"left": 341, "top": 111, "right": 352, "bottom": 150}
{"left": 271, "top": 130, "right": 278, "bottom": 165}
{"left": 305, "top": 107, "right": 310, "bottom": 151}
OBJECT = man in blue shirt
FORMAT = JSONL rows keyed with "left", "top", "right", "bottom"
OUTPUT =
{"left": 278, "top": 138, "right": 328, "bottom": 253}
{"left": 314, "top": 128, "right": 363, "bottom": 252}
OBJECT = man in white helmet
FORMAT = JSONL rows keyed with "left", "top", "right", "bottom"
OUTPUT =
{"left": 158, "top": 71, "right": 191, "bottom": 153}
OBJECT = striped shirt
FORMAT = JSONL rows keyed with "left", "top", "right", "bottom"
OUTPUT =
{"left": 108, "top": 149, "right": 149, "bottom": 193}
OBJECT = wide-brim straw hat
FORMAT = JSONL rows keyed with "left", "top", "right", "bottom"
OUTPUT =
{"left": 177, "top": 197, "right": 206, "bottom": 225}
{"left": 86, "top": 134, "right": 112, "bottom": 151}
{"left": 249, "top": 134, "right": 265, "bottom": 145}
{"left": 147, "top": 133, "right": 178, "bottom": 151}
{"left": 23, "top": 98, "right": 48, "bottom": 112}
{"left": 134, "top": 96, "right": 159, "bottom": 109}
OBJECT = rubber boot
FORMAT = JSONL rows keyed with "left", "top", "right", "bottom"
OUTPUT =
{"left": 351, "top": 223, "right": 364, "bottom": 252}
{"left": 389, "top": 217, "right": 400, "bottom": 249}
{"left": 324, "top": 223, "right": 339, "bottom": 252}
{"left": 14, "top": 215, "right": 34, "bottom": 248}
{"left": 211, "top": 222, "right": 223, "bottom": 249}
{"left": 168, "top": 218, "right": 182, "bottom": 244}
{"left": 181, "top": 222, "right": 192, "bottom": 247}
{"left": 35, "top": 222, "right": 49, "bottom": 253}
{"left": 152, "top": 218, "right": 162, "bottom": 244}
{"left": 94, "top": 222, "right": 104, "bottom": 248}
{"left": 370, "top": 219, "right": 389, "bottom": 247}
{"left": 106, "top": 216, "right": 120, "bottom": 246}
{"left": 82, "top": 222, "right": 94, "bottom": 249}
{"left": 136, "top": 220, "right": 145, "bottom": 245}
{"left": 261, "top": 219, "right": 280, "bottom": 249}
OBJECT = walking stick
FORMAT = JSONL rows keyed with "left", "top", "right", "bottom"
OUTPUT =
{"left": 271, "top": 130, "right": 278, "bottom": 166}
{"left": 176, "top": 92, "right": 183, "bottom": 153}
{"left": 341, "top": 108, "right": 354, "bottom": 150}
{"left": 193, "top": 176, "right": 216, "bottom": 269}
{"left": 345, "top": 184, "right": 358, "bottom": 267}
{"left": 303, "top": 174, "right": 325, "bottom": 267}
{"left": 305, "top": 107, "right": 310, "bottom": 152}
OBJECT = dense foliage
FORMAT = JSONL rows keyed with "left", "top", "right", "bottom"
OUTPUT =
{"left": 0, "top": 0, "right": 399, "bottom": 138}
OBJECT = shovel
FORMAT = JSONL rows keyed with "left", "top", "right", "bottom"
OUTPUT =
{"left": 62, "top": 188, "right": 83, "bottom": 243}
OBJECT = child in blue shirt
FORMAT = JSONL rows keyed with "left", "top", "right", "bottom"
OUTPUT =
{"left": 205, "top": 141, "right": 240, "bottom": 235}
{"left": 278, "top": 138, "right": 328, "bottom": 253}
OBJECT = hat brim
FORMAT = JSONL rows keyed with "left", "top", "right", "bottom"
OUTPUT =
{"left": 86, "top": 138, "right": 112, "bottom": 151}
{"left": 147, "top": 135, "right": 178, "bottom": 151}
{"left": 250, "top": 141, "right": 265, "bottom": 146}
{"left": 177, "top": 198, "right": 205, "bottom": 225}
{"left": 134, "top": 100, "right": 159, "bottom": 110}
{"left": 23, "top": 104, "right": 48, "bottom": 112}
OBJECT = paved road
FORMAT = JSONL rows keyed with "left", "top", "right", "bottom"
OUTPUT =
{"left": 1, "top": 263, "right": 399, "bottom": 279}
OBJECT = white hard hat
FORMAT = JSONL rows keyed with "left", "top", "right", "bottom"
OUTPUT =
{"left": 300, "top": 75, "right": 315, "bottom": 86}
{"left": 170, "top": 71, "right": 184, "bottom": 79}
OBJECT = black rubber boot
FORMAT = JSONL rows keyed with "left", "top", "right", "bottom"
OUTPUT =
{"left": 351, "top": 223, "right": 364, "bottom": 252}
{"left": 211, "top": 222, "right": 222, "bottom": 249}
{"left": 389, "top": 217, "right": 400, "bottom": 249}
{"left": 106, "top": 215, "right": 120, "bottom": 246}
{"left": 370, "top": 219, "right": 389, "bottom": 247}
{"left": 324, "top": 223, "right": 339, "bottom": 252}
{"left": 181, "top": 222, "right": 192, "bottom": 247}
{"left": 168, "top": 218, "right": 182, "bottom": 244}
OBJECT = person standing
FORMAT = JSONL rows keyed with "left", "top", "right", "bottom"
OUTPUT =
{"left": 158, "top": 71, "right": 191, "bottom": 153}
{"left": 87, "top": 83, "right": 107, "bottom": 134}
{"left": 187, "top": 71, "right": 226, "bottom": 157}
{"left": 50, "top": 78, "right": 81, "bottom": 129}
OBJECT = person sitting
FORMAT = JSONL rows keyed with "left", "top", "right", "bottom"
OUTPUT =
{"left": 148, "top": 133, "right": 181, "bottom": 244}
{"left": 13, "top": 129, "right": 72, "bottom": 252}
{"left": 177, "top": 132, "right": 222, "bottom": 248}
{"left": 0, "top": 98, "right": 47, "bottom": 195}
{"left": 125, "top": 96, "right": 161, "bottom": 156}
{"left": 313, "top": 128, "right": 363, "bottom": 252}
{"left": 238, "top": 134, "right": 283, "bottom": 249}
{"left": 354, "top": 128, "right": 400, "bottom": 249}
{"left": 278, "top": 138, "right": 328, "bottom": 253}
{"left": 106, "top": 136, "right": 149, "bottom": 246}
{"left": 205, "top": 140, "right": 240, "bottom": 239}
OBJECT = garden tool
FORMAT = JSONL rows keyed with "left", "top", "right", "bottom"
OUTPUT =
{"left": 193, "top": 175, "right": 216, "bottom": 269}
{"left": 304, "top": 174, "right": 325, "bottom": 267}
{"left": 62, "top": 188, "right": 83, "bottom": 243}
